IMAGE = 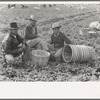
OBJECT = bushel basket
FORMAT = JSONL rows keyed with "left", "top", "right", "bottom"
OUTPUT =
{"left": 31, "top": 50, "right": 50, "bottom": 66}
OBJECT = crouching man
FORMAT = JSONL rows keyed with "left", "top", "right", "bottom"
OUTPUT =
{"left": 47, "top": 22, "right": 71, "bottom": 61}
{"left": 2, "top": 22, "right": 31, "bottom": 66}
{"left": 25, "top": 15, "right": 48, "bottom": 51}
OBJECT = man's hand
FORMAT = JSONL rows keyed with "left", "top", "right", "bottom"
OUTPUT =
{"left": 18, "top": 43, "right": 23, "bottom": 47}
{"left": 17, "top": 44, "right": 25, "bottom": 53}
{"left": 21, "top": 44, "right": 26, "bottom": 50}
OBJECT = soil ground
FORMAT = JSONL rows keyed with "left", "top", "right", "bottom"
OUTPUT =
{"left": 0, "top": 4, "right": 100, "bottom": 81}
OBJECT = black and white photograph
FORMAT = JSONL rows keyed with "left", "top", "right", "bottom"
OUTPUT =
{"left": 0, "top": 1, "right": 100, "bottom": 82}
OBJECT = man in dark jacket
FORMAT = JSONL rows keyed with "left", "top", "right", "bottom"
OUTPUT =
{"left": 47, "top": 22, "right": 71, "bottom": 60}
{"left": 2, "top": 22, "right": 31, "bottom": 65}
{"left": 25, "top": 15, "right": 48, "bottom": 51}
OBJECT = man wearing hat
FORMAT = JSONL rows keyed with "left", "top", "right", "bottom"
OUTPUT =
{"left": 25, "top": 15, "right": 48, "bottom": 51}
{"left": 47, "top": 22, "right": 71, "bottom": 61}
{"left": 2, "top": 22, "right": 31, "bottom": 66}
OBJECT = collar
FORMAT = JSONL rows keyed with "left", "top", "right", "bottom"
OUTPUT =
{"left": 54, "top": 32, "right": 59, "bottom": 37}
{"left": 10, "top": 33, "right": 16, "bottom": 38}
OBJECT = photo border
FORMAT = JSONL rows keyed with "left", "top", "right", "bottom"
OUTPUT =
{"left": 0, "top": 0, "right": 100, "bottom": 99}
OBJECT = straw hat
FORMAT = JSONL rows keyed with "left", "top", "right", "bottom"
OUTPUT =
{"left": 29, "top": 15, "right": 37, "bottom": 21}
{"left": 9, "top": 22, "right": 19, "bottom": 29}
{"left": 52, "top": 22, "right": 61, "bottom": 29}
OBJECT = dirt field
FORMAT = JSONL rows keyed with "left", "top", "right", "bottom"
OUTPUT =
{"left": 0, "top": 4, "right": 100, "bottom": 81}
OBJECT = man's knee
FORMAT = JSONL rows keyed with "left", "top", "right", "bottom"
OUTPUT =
{"left": 5, "top": 54, "right": 15, "bottom": 64}
{"left": 54, "top": 52, "right": 61, "bottom": 58}
{"left": 47, "top": 43, "right": 55, "bottom": 51}
{"left": 54, "top": 48, "right": 62, "bottom": 58}
{"left": 36, "top": 38, "right": 42, "bottom": 42}
{"left": 28, "top": 38, "right": 41, "bottom": 47}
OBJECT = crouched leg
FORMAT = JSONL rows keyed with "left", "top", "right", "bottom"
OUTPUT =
{"left": 22, "top": 44, "right": 31, "bottom": 64}
{"left": 5, "top": 54, "right": 15, "bottom": 65}
{"left": 28, "top": 38, "right": 49, "bottom": 51}
{"left": 54, "top": 48, "right": 63, "bottom": 60}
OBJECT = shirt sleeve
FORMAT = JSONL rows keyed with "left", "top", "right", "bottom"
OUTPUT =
{"left": 62, "top": 33, "right": 71, "bottom": 44}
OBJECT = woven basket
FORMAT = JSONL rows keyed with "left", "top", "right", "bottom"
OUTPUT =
{"left": 31, "top": 50, "right": 50, "bottom": 66}
{"left": 62, "top": 44, "right": 95, "bottom": 63}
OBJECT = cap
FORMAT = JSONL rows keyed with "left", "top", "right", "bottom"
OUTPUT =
{"left": 52, "top": 22, "right": 61, "bottom": 29}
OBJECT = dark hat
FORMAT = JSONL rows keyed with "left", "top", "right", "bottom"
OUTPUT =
{"left": 9, "top": 22, "right": 19, "bottom": 29}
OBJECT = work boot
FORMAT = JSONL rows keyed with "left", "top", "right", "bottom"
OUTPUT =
{"left": 23, "top": 60, "right": 32, "bottom": 69}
